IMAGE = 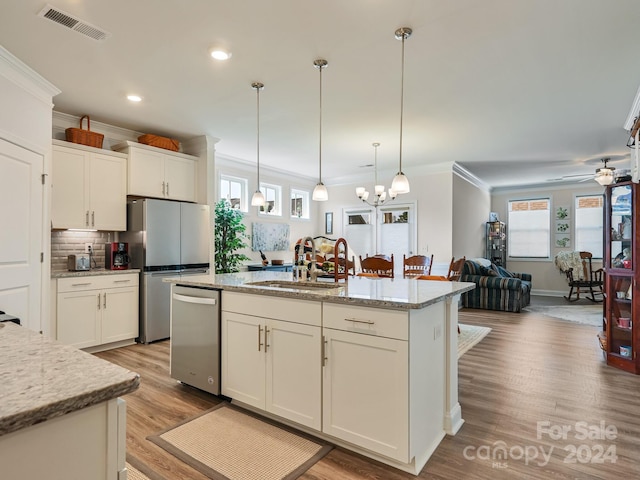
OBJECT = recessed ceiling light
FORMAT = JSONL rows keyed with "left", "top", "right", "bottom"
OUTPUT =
{"left": 127, "top": 95, "right": 142, "bottom": 102}
{"left": 210, "top": 48, "right": 231, "bottom": 61}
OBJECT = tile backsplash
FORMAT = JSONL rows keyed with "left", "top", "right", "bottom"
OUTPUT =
{"left": 51, "top": 231, "right": 113, "bottom": 273}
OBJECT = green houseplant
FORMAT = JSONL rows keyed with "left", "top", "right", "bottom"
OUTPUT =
{"left": 214, "top": 200, "right": 250, "bottom": 273}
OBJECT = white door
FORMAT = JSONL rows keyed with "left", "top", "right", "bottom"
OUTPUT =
{"left": 164, "top": 156, "right": 196, "bottom": 202}
{"left": 265, "top": 319, "right": 321, "bottom": 430}
{"left": 322, "top": 328, "right": 409, "bottom": 462}
{"left": 221, "top": 311, "right": 266, "bottom": 409}
{"left": 90, "top": 153, "right": 126, "bottom": 231}
{"left": 101, "top": 286, "right": 138, "bottom": 344}
{"left": 0, "top": 139, "right": 43, "bottom": 332}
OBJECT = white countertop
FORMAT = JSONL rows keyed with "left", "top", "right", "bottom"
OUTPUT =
{"left": 0, "top": 322, "right": 139, "bottom": 437}
{"left": 166, "top": 271, "right": 475, "bottom": 310}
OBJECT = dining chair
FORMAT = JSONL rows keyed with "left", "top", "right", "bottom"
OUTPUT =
{"left": 359, "top": 254, "right": 394, "bottom": 278}
{"left": 446, "top": 256, "right": 466, "bottom": 281}
{"left": 403, "top": 254, "right": 433, "bottom": 277}
{"left": 327, "top": 256, "right": 356, "bottom": 276}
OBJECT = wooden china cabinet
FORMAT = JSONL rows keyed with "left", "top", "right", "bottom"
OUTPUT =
{"left": 604, "top": 182, "right": 640, "bottom": 373}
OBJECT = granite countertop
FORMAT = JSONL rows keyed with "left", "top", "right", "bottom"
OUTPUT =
{"left": 0, "top": 322, "right": 139, "bottom": 437}
{"left": 166, "top": 271, "right": 475, "bottom": 310}
{"left": 52, "top": 268, "right": 140, "bottom": 279}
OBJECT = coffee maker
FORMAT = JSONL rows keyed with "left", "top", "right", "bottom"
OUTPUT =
{"left": 105, "top": 242, "right": 131, "bottom": 270}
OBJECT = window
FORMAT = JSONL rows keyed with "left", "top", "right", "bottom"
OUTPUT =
{"left": 575, "top": 194, "right": 603, "bottom": 257}
{"left": 290, "top": 188, "right": 310, "bottom": 219}
{"left": 259, "top": 183, "right": 282, "bottom": 216}
{"left": 508, "top": 198, "right": 550, "bottom": 258}
{"left": 220, "top": 175, "right": 247, "bottom": 211}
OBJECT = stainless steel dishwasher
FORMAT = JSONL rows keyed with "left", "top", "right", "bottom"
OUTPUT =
{"left": 170, "top": 284, "right": 221, "bottom": 395}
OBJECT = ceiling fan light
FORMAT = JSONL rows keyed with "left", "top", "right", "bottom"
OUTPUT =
{"left": 595, "top": 170, "right": 614, "bottom": 186}
{"left": 312, "top": 183, "right": 328, "bottom": 201}
{"left": 251, "top": 190, "right": 265, "bottom": 206}
{"left": 391, "top": 172, "right": 410, "bottom": 194}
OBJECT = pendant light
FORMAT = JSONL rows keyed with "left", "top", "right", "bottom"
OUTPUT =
{"left": 250, "top": 82, "right": 266, "bottom": 207}
{"left": 391, "top": 27, "right": 412, "bottom": 195}
{"left": 355, "top": 143, "right": 397, "bottom": 206}
{"left": 312, "top": 59, "right": 329, "bottom": 202}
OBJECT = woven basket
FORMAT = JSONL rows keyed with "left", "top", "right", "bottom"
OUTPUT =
{"left": 65, "top": 115, "right": 104, "bottom": 148}
{"left": 138, "top": 134, "right": 180, "bottom": 152}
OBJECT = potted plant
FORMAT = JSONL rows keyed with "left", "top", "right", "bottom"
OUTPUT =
{"left": 214, "top": 200, "right": 250, "bottom": 273}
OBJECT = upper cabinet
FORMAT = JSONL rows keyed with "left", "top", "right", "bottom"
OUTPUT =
{"left": 113, "top": 141, "right": 197, "bottom": 202}
{"left": 51, "top": 140, "right": 127, "bottom": 231}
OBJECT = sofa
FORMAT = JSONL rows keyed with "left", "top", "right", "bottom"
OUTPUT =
{"left": 459, "top": 260, "right": 532, "bottom": 313}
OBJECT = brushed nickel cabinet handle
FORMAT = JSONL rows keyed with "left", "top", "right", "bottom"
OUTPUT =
{"left": 103, "top": 292, "right": 107, "bottom": 309}
{"left": 258, "top": 325, "right": 263, "bottom": 351}
{"left": 264, "top": 327, "right": 270, "bottom": 353}
{"left": 97, "top": 293, "right": 101, "bottom": 310}
{"left": 72, "top": 282, "right": 92, "bottom": 287}
{"left": 91, "top": 211, "right": 95, "bottom": 227}
{"left": 113, "top": 279, "right": 131, "bottom": 283}
{"left": 322, "top": 336, "right": 328, "bottom": 366}
{"left": 166, "top": 182, "right": 170, "bottom": 196}
{"left": 162, "top": 181, "right": 166, "bottom": 196}
{"left": 344, "top": 317, "right": 375, "bottom": 325}
{"left": 86, "top": 211, "right": 89, "bottom": 226}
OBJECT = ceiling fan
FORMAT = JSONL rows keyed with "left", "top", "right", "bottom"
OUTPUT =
{"left": 547, "top": 156, "right": 630, "bottom": 185}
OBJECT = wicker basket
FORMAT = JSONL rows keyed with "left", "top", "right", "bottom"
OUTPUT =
{"left": 138, "top": 134, "right": 180, "bottom": 152}
{"left": 65, "top": 115, "right": 104, "bottom": 148}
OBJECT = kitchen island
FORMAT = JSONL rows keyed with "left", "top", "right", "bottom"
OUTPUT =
{"left": 169, "top": 271, "right": 474, "bottom": 475}
{"left": 0, "top": 322, "right": 140, "bottom": 479}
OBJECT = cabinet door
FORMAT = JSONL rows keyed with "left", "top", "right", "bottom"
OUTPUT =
{"left": 51, "top": 146, "right": 88, "bottom": 229}
{"left": 89, "top": 154, "right": 126, "bottom": 231}
{"left": 265, "top": 319, "right": 321, "bottom": 430}
{"left": 164, "top": 156, "right": 196, "bottom": 202}
{"left": 322, "top": 329, "right": 409, "bottom": 462}
{"left": 57, "top": 289, "right": 101, "bottom": 348}
{"left": 221, "top": 312, "right": 266, "bottom": 409}
{"left": 101, "top": 286, "right": 138, "bottom": 344}
{"left": 128, "top": 148, "right": 165, "bottom": 198}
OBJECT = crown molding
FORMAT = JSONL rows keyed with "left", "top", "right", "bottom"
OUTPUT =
{"left": 215, "top": 152, "right": 316, "bottom": 186}
{"left": 0, "top": 45, "right": 60, "bottom": 104}
{"left": 624, "top": 83, "right": 640, "bottom": 131}
{"left": 452, "top": 162, "right": 491, "bottom": 193}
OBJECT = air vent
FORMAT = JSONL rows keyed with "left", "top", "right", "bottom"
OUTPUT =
{"left": 38, "top": 4, "right": 111, "bottom": 41}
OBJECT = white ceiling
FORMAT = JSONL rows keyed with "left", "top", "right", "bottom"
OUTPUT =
{"left": 2, "top": 0, "right": 640, "bottom": 188}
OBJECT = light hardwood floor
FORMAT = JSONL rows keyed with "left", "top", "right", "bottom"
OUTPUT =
{"left": 96, "top": 307, "right": 640, "bottom": 479}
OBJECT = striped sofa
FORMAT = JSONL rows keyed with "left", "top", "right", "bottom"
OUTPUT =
{"left": 460, "top": 260, "right": 532, "bottom": 313}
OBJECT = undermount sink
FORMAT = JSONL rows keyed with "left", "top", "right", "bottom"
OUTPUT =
{"left": 247, "top": 280, "right": 344, "bottom": 290}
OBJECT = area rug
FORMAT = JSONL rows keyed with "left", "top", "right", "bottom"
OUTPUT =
{"left": 458, "top": 324, "right": 491, "bottom": 358}
{"left": 126, "top": 455, "right": 167, "bottom": 480}
{"left": 523, "top": 304, "right": 602, "bottom": 326}
{"left": 148, "top": 403, "right": 332, "bottom": 480}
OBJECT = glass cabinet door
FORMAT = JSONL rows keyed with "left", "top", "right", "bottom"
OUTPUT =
{"left": 609, "top": 184, "right": 633, "bottom": 270}
{"left": 607, "top": 274, "right": 633, "bottom": 360}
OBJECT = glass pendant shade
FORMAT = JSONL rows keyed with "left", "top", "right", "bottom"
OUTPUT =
{"left": 374, "top": 184, "right": 385, "bottom": 196}
{"left": 356, "top": 187, "right": 366, "bottom": 197}
{"left": 392, "top": 172, "right": 410, "bottom": 194}
{"left": 312, "top": 182, "right": 328, "bottom": 201}
{"left": 251, "top": 190, "right": 265, "bottom": 206}
{"left": 595, "top": 170, "right": 614, "bottom": 186}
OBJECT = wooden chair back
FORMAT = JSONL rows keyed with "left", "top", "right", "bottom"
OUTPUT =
{"left": 359, "top": 254, "right": 394, "bottom": 278}
{"left": 564, "top": 251, "right": 604, "bottom": 302}
{"left": 446, "top": 256, "right": 466, "bottom": 281}
{"left": 326, "top": 256, "right": 356, "bottom": 276}
{"left": 403, "top": 254, "right": 433, "bottom": 277}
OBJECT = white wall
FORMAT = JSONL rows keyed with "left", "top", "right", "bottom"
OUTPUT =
{"left": 215, "top": 156, "right": 320, "bottom": 266}
{"left": 491, "top": 182, "right": 606, "bottom": 295}
{"left": 453, "top": 172, "right": 491, "bottom": 261}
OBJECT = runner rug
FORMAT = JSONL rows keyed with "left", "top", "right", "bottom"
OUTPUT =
{"left": 458, "top": 323, "right": 491, "bottom": 358}
{"left": 148, "top": 403, "right": 332, "bottom": 480}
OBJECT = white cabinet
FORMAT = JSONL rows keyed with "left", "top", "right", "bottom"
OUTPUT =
{"left": 51, "top": 141, "right": 127, "bottom": 231}
{"left": 113, "top": 141, "right": 197, "bottom": 202}
{"left": 322, "top": 303, "right": 409, "bottom": 462}
{"left": 222, "top": 292, "right": 322, "bottom": 430}
{"left": 56, "top": 274, "right": 139, "bottom": 350}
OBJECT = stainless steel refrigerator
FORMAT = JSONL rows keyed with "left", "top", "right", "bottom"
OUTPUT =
{"left": 121, "top": 198, "right": 210, "bottom": 343}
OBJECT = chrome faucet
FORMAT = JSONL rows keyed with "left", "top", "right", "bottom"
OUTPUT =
{"left": 294, "top": 236, "right": 320, "bottom": 282}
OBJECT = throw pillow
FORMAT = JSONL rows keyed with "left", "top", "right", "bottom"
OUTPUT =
{"left": 494, "top": 265, "right": 514, "bottom": 277}
{"left": 478, "top": 265, "right": 498, "bottom": 276}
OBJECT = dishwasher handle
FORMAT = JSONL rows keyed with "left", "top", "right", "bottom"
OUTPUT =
{"left": 172, "top": 292, "right": 217, "bottom": 305}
